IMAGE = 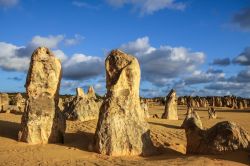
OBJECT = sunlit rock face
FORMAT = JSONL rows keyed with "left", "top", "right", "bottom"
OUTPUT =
{"left": 141, "top": 100, "right": 150, "bottom": 119}
{"left": 0, "top": 93, "right": 9, "bottom": 112}
{"left": 66, "top": 96, "right": 102, "bottom": 122}
{"left": 162, "top": 89, "right": 178, "bottom": 120}
{"left": 18, "top": 47, "right": 66, "bottom": 144}
{"left": 87, "top": 86, "right": 96, "bottom": 99}
{"left": 63, "top": 86, "right": 101, "bottom": 122}
{"left": 76, "top": 87, "right": 85, "bottom": 98}
{"left": 181, "top": 111, "right": 203, "bottom": 130}
{"left": 94, "top": 49, "right": 155, "bottom": 156}
{"left": 12, "top": 93, "right": 26, "bottom": 113}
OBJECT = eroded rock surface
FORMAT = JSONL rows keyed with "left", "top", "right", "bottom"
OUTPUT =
{"left": 141, "top": 100, "right": 150, "bottom": 119}
{"left": 162, "top": 89, "right": 178, "bottom": 120}
{"left": 18, "top": 47, "right": 66, "bottom": 144}
{"left": 87, "top": 86, "right": 96, "bottom": 99}
{"left": 0, "top": 93, "right": 9, "bottom": 112}
{"left": 76, "top": 88, "right": 85, "bottom": 98}
{"left": 182, "top": 114, "right": 250, "bottom": 154}
{"left": 12, "top": 93, "right": 26, "bottom": 113}
{"left": 93, "top": 49, "right": 155, "bottom": 156}
{"left": 208, "top": 107, "right": 217, "bottom": 119}
{"left": 66, "top": 96, "right": 101, "bottom": 121}
{"left": 181, "top": 111, "right": 203, "bottom": 130}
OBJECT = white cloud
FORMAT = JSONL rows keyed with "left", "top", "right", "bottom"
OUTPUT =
{"left": 106, "top": 0, "right": 186, "bottom": 15}
{"left": 31, "top": 35, "right": 64, "bottom": 49}
{"left": 0, "top": 35, "right": 67, "bottom": 72}
{"left": 120, "top": 36, "right": 155, "bottom": 56}
{"left": 53, "top": 49, "right": 68, "bottom": 62}
{"left": 0, "top": 35, "right": 103, "bottom": 82}
{"left": 64, "top": 34, "right": 84, "bottom": 46}
{"left": 120, "top": 36, "right": 205, "bottom": 86}
{"left": 63, "top": 54, "right": 104, "bottom": 80}
{"left": 0, "top": 42, "right": 30, "bottom": 71}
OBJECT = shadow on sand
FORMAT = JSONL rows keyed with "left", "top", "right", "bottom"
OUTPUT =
{"left": 149, "top": 122, "right": 181, "bottom": 129}
{"left": 0, "top": 120, "right": 20, "bottom": 140}
{"left": 144, "top": 151, "right": 249, "bottom": 165}
{"left": 64, "top": 131, "right": 94, "bottom": 152}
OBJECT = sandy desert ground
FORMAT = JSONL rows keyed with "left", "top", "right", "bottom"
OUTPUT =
{"left": 0, "top": 104, "right": 249, "bottom": 166}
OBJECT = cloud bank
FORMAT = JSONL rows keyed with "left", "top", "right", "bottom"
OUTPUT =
{"left": 0, "top": 35, "right": 103, "bottom": 81}
{"left": 120, "top": 36, "right": 205, "bottom": 86}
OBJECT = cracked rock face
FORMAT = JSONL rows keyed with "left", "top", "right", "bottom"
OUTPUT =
{"left": 162, "top": 89, "right": 178, "bottom": 120}
{"left": 18, "top": 47, "right": 66, "bottom": 144}
{"left": 93, "top": 49, "right": 155, "bottom": 156}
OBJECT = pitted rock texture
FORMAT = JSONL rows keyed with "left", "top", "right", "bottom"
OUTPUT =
{"left": 18, "top": 47, "right": 66, "bottom": 144}
{"left": 94, "top": 49, "right": 155, "bottom": 156}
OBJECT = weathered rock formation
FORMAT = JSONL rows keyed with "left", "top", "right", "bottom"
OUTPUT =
{"left": 66, "top": 95, "right": 101, "bottom": 121}
{"left": 0, "top": 93, "right": 9, "bottom": 112}
{"left": 93, "top": 49, "right": 154, "bottom": 156}
{"left": 183, "top": 114, "right": 250, "bottom": 154}
{"left": 141, "top": 100, "right": 150, "bottom": 119}
{"left": 181, "top": 111, "right": 203, "bottom": 130}
{"left": 18, "top": 47, "right": 66, "bottom": 144}
{"left": 208, "top": 107, "right": 217, "bottom": 119}
{"left": 186, "top": 105, "right": 193, "bottom": 115}
{"left": 162, "top": 89, "right": 178, "bottom": 120}
{"left": 63, "top": 87, "right": 101, "bottom": 121}
{"left": 87, "top": 86, "right": 96, "bottom": 99}
{"left": 12, "top": 93, "right": 26, "bottom": 113}
{"left": 58, "top": 97, "right": 65, "bottom": 111}
{"left": 76, "top": 87, "right": 85, "bottom": 97}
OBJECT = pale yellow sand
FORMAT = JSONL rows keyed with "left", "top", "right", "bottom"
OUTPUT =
{"left": 0, "top": 105, "right": 249, "bottom": 166}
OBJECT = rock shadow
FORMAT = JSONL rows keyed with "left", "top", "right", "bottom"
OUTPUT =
{"left": 64, "top": 130, "right": 94, "bottom": 151}
{"left": 0, "top": 120, "right": 20, "bottom": 140}
{"left": 149, "top": 122, "right": 181, "bottom": 129}
{"left": 142, "top": 130, "right": 184, "bottom": 158}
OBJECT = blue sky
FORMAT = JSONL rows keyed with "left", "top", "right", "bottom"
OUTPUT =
{"left": 0, "top": 0, "right": 250, "bottom": 97}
